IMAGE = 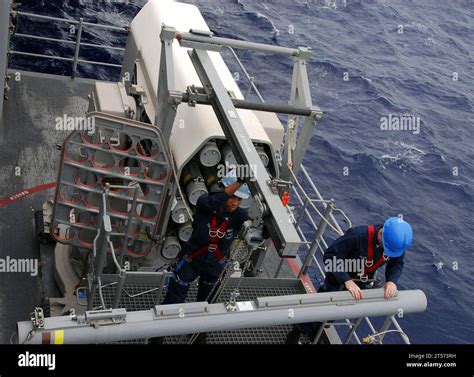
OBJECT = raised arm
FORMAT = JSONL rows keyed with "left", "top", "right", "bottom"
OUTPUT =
{"left": 196, "top": 180, "right": 245, "bottom": 213}
{"left": 224, "top": 179, "right": 244, "bottom": 197}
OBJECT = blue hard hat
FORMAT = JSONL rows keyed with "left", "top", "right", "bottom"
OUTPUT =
{"left": 222, "top": 170, "right": 251, "bottom": 199}
{"left": 382, "top": 217, "right": 413, "bottom": 258}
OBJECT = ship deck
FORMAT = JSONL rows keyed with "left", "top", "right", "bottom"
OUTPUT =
{"left": 0, "top": 71, "right": 96, "bottom": 343}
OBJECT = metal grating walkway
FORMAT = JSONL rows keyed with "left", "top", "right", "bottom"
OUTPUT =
{"left": 94, "top": 277, "right": 306, "bottom": 344}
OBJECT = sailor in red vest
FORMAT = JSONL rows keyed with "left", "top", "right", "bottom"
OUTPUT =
{"left": 286, "top": 217, "right": 413, "bottom": 344}
{"left": 162, "top": 172, "right": 250, "bottom": 306}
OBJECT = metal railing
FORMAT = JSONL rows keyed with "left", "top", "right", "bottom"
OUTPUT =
{"left": 0, "top": 0, "right": 12, "bottom": 140}
{"left": 224, "top": 46, "right": 410, "bottom": 344}
{"left": 8, "top": 10, "right": 128, "bottom": 78}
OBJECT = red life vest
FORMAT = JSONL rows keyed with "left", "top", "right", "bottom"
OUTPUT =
{"left": 184, "top": 213, "right": 230, "bottom": 264}
{"left": 360, "top": 225, "right": 389, "bottom": 282}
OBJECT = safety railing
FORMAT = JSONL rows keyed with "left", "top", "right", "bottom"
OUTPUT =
{"left": 0, "top": 1, "right": 11, "bottom": 137}
{"left": 224, "top": 46, "right": 411, "bottom": 344}
{"left": 8, "top": 9, "right": 128, "bottom": 78}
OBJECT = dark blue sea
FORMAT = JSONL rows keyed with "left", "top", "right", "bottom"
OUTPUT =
{"left": 10, "top": 0, "right": 474, "bottom": 344}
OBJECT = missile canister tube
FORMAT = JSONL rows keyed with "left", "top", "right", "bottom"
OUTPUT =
{"left": 17, "top": 289, "right": 427, "bottom": 344}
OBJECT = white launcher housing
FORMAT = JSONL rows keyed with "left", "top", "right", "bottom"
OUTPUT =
{"left": 120, "top": 0, "right": 285, "bottom": 176}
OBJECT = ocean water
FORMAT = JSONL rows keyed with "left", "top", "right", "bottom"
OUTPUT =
{"left": 9, "top": 0, "right": 474, "bottom": 343}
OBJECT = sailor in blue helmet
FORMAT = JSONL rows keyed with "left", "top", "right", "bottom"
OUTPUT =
{"left": 162, "top": 170, "right": 250, "bottom": 306}
{"left": 286, "top": 217, "right": 413, "bottom": 344}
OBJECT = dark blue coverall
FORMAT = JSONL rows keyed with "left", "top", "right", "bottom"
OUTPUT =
{"left": 294, "top": 225, "right": 404, "bottom": 338}
{"left": 163, "top": 191, "right": 249, "bottom": 304}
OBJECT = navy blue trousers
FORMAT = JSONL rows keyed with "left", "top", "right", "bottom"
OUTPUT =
{"left": 163, "top": 256, "right": 223, "bottom": 304}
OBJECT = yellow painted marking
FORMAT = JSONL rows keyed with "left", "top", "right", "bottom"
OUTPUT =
{"left": 53, "top": 330, "right": 64, "bottom": 344}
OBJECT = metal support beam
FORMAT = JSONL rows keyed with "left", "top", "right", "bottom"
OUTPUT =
{"left": 298, "top": 203, "right": 332, "bottom": 277}
{"left": 87, "top": 230, "right": 109, "bottom": 310}
{"left": 177, "top": 30, "right": 304, "bottom": 57}
{"left": 188, "top": 48, "right": 301, "bottom": 257}
{"left": 71, "top": 17, "right": 83, "bottom": 78}
{"left": 87, "top": 193, "right": 113, "bottom": 311}
{"left": 391, "top": 316, "right": 411, "bottom": 344}
{"left": 119, "top": 187, "right": 139, "bottom": 266}
{"left": 87, "top": 227, "right": 110, "bottom": 310}
{"left": 344, "top": 317, "right": 364, "bottom": 344}
{"left": 154, "top": 271, "right": 171, "bottom": 306}
{"left": 112, "top": 270, "right": 126, "bottom": 309}
{"left": 0, "top": 0, "right": 13, "bottom": 142}
{"left": 311, "top": 320, "right": 328, "bottom": 344}
{"left": 181, "top": 91, "right": 315, "bottom": 116}
{"left": 17, "top": 289, "right": 427, "bottom": 344}
{"left": 155, "top": 26, "right": 181, "bottom": 142}
{"left": 280, "top": 56, "right": 322, "bottom": 182}
{"left": 377, "top": 315, "right": 394, "bottom": 344}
